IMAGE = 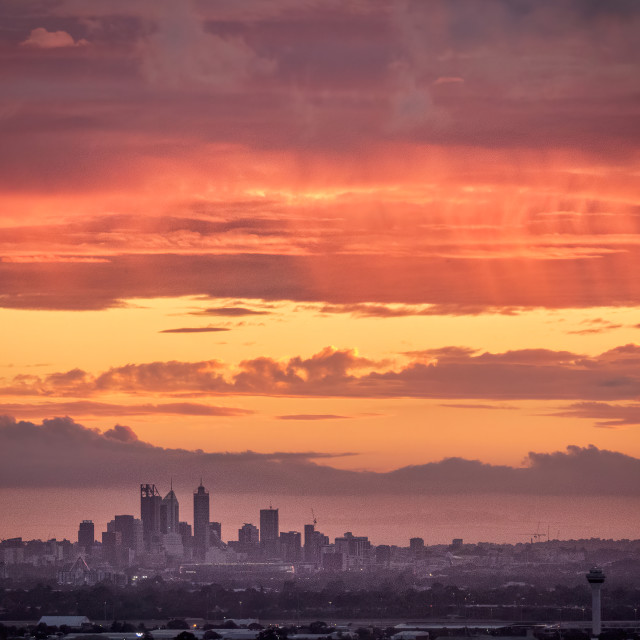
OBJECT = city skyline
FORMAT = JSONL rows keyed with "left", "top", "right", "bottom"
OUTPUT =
{"left": 3, "top": 475, "right": 640, "bottom": 548}
{"left": 1, "top": 1, "right": 640, "bottom": 545}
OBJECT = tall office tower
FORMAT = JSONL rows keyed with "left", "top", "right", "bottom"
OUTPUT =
{"left": 77, "top": 520, "right": 94, "bottom": 551}
{"left": 140, "top": 484, "right": 161, "bottom": 542}
{"left": 259, "top": 507, "right": 279, "bottom": 558}
{"left": 160, "top": 486, "right": 180, "bottom": 534}
{"left": 109, "top": 515, "right": 143, "bottom": 555}
{"left": 303, "top": 524, "right": 315, "bottom": 561}
{"left": 193, "top": 481, "right": 210, "bottom": 560}
{"left": 101, "top": 530, "right": 122, "bottom": 567}
{"left": 304, "top": 523, "right": 325, "bottom": 563}
{"left": 279, "top": 531, "right": 301, "bottom": 562}
{"left": 131, "top": 518, "right": 144, "bottom": 553}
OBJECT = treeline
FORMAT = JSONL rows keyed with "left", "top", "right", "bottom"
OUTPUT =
{"left": 1, "top": 581, "right": 640, "bottom": 622}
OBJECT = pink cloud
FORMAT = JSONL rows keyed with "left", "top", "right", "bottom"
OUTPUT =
{"left": 550, "top": 401, "right": 640, "bottom": 429}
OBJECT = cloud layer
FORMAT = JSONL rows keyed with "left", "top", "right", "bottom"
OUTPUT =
{"left": 4, "top": 344, "right": 640, "bottom": 403}
{"left": 1, "top": 416, "right": 638, "bottom": 496}
{"left": 0, "top": 1, "right": 639, "bottom": 313}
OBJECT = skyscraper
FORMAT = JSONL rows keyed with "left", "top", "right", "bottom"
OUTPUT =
{"left": 303, "top": 523, "right": 328, "bottom": 564}
{"left": 304, "top": 523, "right": 320, "bottom": 563}
{"left": 260, "top": 507, "right": 279, "bottom": 558}
{"left": 193, "top": 480, "right": 210, "bottom": 560}
{"left": 140, "top": 484, "right": 161, "bottom": 542}
{"left": 279, "top": 530, "right": 301, "bottom": 562}
{"left": 77, "top": 520, "right": 94, "bottom": 551}
{"left": 160, "top": 485, "right": 179, "bottom": 534}
{"left": 109, "top": 514, "right": 144, "bottom": 555}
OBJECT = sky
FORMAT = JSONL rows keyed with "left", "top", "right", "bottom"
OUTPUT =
{"left": 1, "top": 0, "right": 640, "bottom": 546}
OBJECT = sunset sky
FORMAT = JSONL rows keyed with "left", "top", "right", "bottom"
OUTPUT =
{"left": 1, "top": 0, "right": 640, "bottom": 545}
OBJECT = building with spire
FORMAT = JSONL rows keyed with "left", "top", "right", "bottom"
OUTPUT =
{"left": 160, "top": 482, "right": 179, "bottom": 534}
{"left": 193, "top": 480, "right": 210, "bottom": 560}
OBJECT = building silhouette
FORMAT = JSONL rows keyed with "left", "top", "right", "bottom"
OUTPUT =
{"left": 238, "top": 523, "right": 259, "bottom": 545}
{"left": 587, "top": 567, "right": 606, "bottom": 638}
{"left": 209, "top": 521, "right": 222, "bottom": 545}
{"left": 140, "top": 484, "right": 161, "bottom": 543}
{"left": 410, "top": 537, "right": 425, "bottom": 557}
{"left": 77, "top": 520, "right": 94, "bottom": 552}
{"left": 160, "top": 485, "right": 179, "bottom": 534}
{"left": 193, "top": 480, "right": 210, "bottom": 560}
{"left": 304, "top": 523, "right": 327, "bottom": 564}
{"left": 280, "top": 530, "right": 301, "bottom": 562}
{"left": 260, "top": 507, "right": 279, "bottom": 558}
{"left": 108, "top": 515, "right": 143, "bottom": 556}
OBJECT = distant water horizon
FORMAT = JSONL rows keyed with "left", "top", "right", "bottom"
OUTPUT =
{"left": 2, "top": 488, "right": 638, "bottom": 546}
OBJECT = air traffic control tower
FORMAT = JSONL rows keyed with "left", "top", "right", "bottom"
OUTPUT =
{"left": 586, "top": 567, "right": 605, "bottom": 638}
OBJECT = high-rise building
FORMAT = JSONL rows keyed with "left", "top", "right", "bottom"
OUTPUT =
{"left": 140, "top": 484, "right": 161, "bottom": 542}
{"left": 238, "top": 523, "right": 259, "bottom": 546}
{"left": 101, "top": 530, "right": 122, "bottom": 566}
{"left": 304, "top": 523, "right": 327, "bottom": 564}
{"left": 259, "top": 507, "right": 279, "bottom": 558}
{"left": 109, "top": 515, "right": 144, "bottom": 555}
{"left": 304, "top": 524, "right": 316, "bottom": 562}
{"left": 77, "top": 520, "right": 94, "bottom": 551}
{"left": 279, "top": 531, "right": 301, "bottom": 562}
{"left": 229, "top": 523, "right": 260, "bottom": 558}
{"left": 335, "top": 532, "right": 371, "bottom": 568}
{"left": 193, "top": 481, "right": 210, "bottom": 560}
{"left": 178, "top": 521, "right": 193, "bottom": 557}
{"left": 160, "top": 486, "right": 179, "bottom": 534}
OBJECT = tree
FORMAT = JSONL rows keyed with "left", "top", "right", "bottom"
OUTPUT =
{"left": 167, "top": 620, "right": 189, "bottom": 630}
{"left": 257, "top": 628, "right": 288, "bottom": 640}
{"left": 309, "top": 622, "right": 329, "bottom": 634}
{"left": 222, "top": 620, "right": 238, "bottom": 629}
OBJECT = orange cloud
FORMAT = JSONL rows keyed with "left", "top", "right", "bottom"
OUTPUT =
{"left": 0, "top": 401, "right": 251, "bottom": 419}
{"left": 21, "top": 28, "right": 88, "bottom": 49}
{"left": 3, "top": 344, "right": 640, "bottom": 403}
